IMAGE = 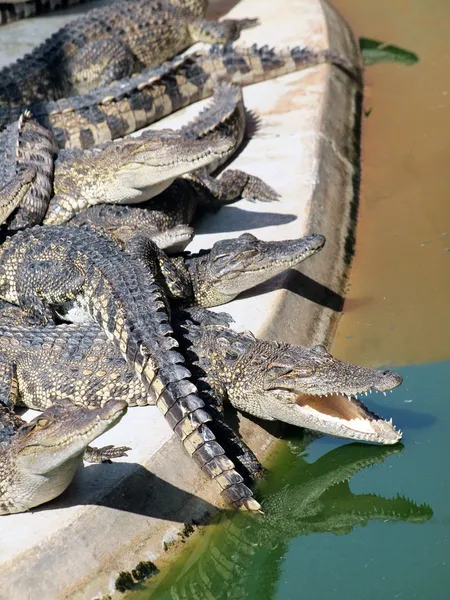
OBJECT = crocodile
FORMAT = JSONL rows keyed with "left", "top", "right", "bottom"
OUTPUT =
{"left": 0, "top": 225, "right": 260, "bottom": 510}
{"left": 0, "top": 0, "right": 89, "bottom": 27}
{"left": 54, "top": 82, "right": 277, "bottom": 246}
{"left": 43, "top": 82, "right": 278, "bottom": 226}
{"left": 153, "top": 441, "right": 432, "bottom": 600}
{"left": 174, "top": 309, "right": 404, "bottom": 444}
{"left": 0, "top": 303, "right": 403, "bottom": 447}
{"left": 114, "top": 233, "right": 327, "bottom": 308}
{"left": 0, "top": 0, "right": 256, "bottom": 107}
{"left": 0, "top": 399, "right": 128, "bottom": 514}
{"left": 0, "top": 43, "right": 361, "bottom": 144}
{"left": 1, "top": 83, "right": 277, "bottom": 233}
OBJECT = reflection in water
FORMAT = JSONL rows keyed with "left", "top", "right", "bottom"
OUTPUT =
{"left": 135, "top": 440, "right": 432, "bottom": 600}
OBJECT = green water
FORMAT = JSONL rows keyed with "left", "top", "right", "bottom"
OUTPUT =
{"left": 128, "top": 363, "right": 448, "bottom": 599}
{"left": 125, "top": 0, "right": 450, "bottom": 597}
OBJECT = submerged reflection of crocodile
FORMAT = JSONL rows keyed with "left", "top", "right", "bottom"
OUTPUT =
{"left": 140, "top": 441, "right": 432, "bottom": 600}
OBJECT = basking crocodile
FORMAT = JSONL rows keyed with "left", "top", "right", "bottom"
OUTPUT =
{"left": 175, "top": 309, "right": 403, "bottom": 444}
{"left": 1, "top": 83, "right": 276, "bottom": 232}
{"left": 0, "top": 304, "right": 403, "bottom": 447}
{"left": 0, "top": 399, "right": 128, "bottom": 515}
{"left": 55, "top": 81, "right": 278, "bottom": 246}
{"left": 0, "top": 43, "right": 360, "bottom": 144}
{"left": 114, "top": 233, "right": 327, "bottom": 308}
{"left": 43, "top": 83, "right": 277, "bottom": 226}
{"left": 0, "top": 0, "right": 256, "bottom": 106}
{"left": 152, "top": 441, "right": 432, "bottom": 600}
{"left": 0, "top": 225, "right": 260, "bottom": 510}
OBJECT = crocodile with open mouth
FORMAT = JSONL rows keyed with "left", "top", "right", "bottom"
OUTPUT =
{"left": 0, "top": 305, "right": 403, "bottom": 453}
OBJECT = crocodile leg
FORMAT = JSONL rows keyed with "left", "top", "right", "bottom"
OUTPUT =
{"left": 84, "top": 444, "right": 131, "bottom": 463}
{"left": 184, "top": 168, "right": 280, "bottom": 205}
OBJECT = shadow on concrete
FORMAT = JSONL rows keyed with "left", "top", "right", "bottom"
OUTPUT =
{"left": 33, "top": 462, "right": 216, "bottom": 522}
{"left": 196, "top": 206, "right": 297, "bottom": 233}
{"left": 238, "top": 269, "right": 345, "bottom": 312}
{"left": 207, "top": 0, "right": 245, "bottom": 19}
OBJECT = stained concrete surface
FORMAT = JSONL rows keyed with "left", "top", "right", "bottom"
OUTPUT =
{"left": 0, "top": 0, "right": 361, "bottom": 597}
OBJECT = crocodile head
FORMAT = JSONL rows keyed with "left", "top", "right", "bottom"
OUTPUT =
{"left": 114, "top": 129, "right": 235, "bottom": 199}
{"left": 188, "top": 233, "right": 326, "bottom": 307}
{"left": 48, "top": 129, "right": 235, "bottom": 225}
{"left": 3, "top": 400, "right": 127, "bottom": 514}
{"left": 216, "top": 334, "right": 403, "bottom": 444}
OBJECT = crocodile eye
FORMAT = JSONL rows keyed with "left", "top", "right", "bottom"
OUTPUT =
{"left": 216, "top": 336, "right": 231, "bottom": 349}
{"left": 212, "top": 254, "right": 229, "bottom": 264}
{"left": 36, "top": 418, "right": 52, "bottom": 429}
{"left": 224, "top": 349, "right": 239, "bottom": 362}
{"left": 267, "top": 364, "right": 289, "bottom": 377}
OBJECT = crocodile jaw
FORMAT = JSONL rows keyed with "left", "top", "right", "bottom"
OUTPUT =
{"left": 267, "top": 392, "right": 402, "bottom": 444}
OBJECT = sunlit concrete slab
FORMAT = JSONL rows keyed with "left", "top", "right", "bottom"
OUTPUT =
{"left": 0, "top": 0, "right": 361, "bottom": 597}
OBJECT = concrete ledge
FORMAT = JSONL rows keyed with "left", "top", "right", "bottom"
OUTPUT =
{"left": 0, "top": 0, "right": 362, "bottom": 598}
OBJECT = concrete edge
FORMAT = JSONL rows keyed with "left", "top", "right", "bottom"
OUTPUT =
{"left": 0, "top": 1, "right": 363, "bottom": 598}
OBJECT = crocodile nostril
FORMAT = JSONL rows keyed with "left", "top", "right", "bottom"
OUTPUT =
{"left": 381, "top": 370, "right": 391, "bottom": 376}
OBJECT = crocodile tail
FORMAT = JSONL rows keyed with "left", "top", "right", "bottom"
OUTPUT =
{"left": 129, "top": 320, "right": 260, "bottom": 511}
{"left": 0, "top": 1, "right": 36, "bottom": 26}
{"left": 153, "top": 367, "right": 260, "bottom": 511}
{"left": 7, "top": 110, "right": 56, "bottom": 231}
{"left": 179, "top": 82, "right": 245, "bottom": 174}
{"left": 120, "top": 234, "right": 260, "bottom": 511}
{"left": 23, "top": 43, "right": 361, "bottom": 149}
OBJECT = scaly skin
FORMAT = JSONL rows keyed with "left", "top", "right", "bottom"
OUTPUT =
{"left": 0, "top": 399, "right": 128, "bottom": 515}
{"left": 0, "top": 167, "right": 37, "bottom": 226}
{"left": 46, "top": 128, "right": 236, "bottom": 224}
{"left": 179, "top": 233, "right": 327, "bottom": 307}
{"left": 0, "top": 44, "right": 361, "bottom": 145}
{"left": 0, "top": 110, "right": 56, "bottom": 230}
{"left": 59, "top": 83, "right": 278, "bottom": 242}
{"left": 1, "top": 84, "right": 276, "bottom": 232}
{"left": 0, "top": 225, "right": 259, "bottom": 510}
{"left": 44, "top": 83, "right": 277, "bottom": 226}
{"left": 114, "top": 233, "right": 326, "bottom": 308}
{"left": 155, "top": 442, "right": 432, "bottom": 600}
{"left": 176, "top": 310, "right": 404, "bottom": 444}
{"left": 0, "top": 304, "right": 404, "bottom": 446}
{"left": 0, "top": 0, "right": 256, "bottom": 106}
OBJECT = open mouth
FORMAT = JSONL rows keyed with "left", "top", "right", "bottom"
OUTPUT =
{"left": 294, "top": 391, "right": 402, "bottom": 444}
